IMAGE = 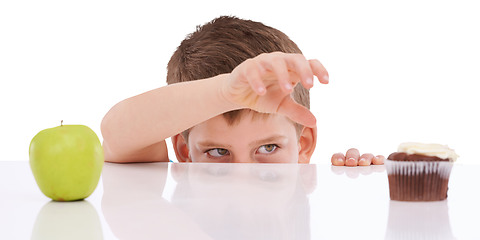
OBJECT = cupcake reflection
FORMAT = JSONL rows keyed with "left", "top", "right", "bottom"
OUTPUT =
{"left": 31, "top": 201, "right": 103, "bottom": 240}
{"left": 385, "top": 200, "right": 455, "bottom": 240}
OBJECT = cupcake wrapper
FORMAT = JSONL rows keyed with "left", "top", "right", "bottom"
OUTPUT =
{"left": 385, "top": 160, "right": 453, "bottom": 201}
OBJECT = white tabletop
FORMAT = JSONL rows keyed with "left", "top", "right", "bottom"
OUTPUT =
{"left": 1, "top": 161, "right": 479, "bottom": 239}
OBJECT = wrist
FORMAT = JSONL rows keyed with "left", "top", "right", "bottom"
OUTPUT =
{"left": 215, "top": 73, "right": 243, "bottom": 112}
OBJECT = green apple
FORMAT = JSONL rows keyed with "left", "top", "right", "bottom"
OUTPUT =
{"left": 29, "top": 121, "right": 104, "bottom": 201}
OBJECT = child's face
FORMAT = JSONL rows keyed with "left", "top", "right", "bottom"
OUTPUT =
{"left": 186, "top": 113, "right": 302, "bottom": 163}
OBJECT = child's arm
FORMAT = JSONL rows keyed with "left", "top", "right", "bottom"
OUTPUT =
{"left": 101, "top": 76, "right": 239, "bottom": 163}
{"left": 101, "top": 52, "right": 328, "bottom": 163}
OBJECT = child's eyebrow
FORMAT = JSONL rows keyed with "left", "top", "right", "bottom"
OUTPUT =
{"left": 197, "top": 141, "right": 232, "bottom": 149}
{"left": 249, "top": 135, "right": 288, "bottom": 148}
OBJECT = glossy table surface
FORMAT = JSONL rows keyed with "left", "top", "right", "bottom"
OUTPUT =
{"left": 1, "top": 161, "right": 479, "bottom": 239}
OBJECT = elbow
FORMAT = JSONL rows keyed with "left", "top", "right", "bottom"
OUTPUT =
{"left": 100, "top": 105, "right": 115, "bottom": 144}
{"left": 102, "top": 141, "right": 115, "bottom": 163}
{"left": 101, "top": 117, "right": 115, "bottom": 163}
{"left": 100, "top": 106, "right": 123, "bottom": 163}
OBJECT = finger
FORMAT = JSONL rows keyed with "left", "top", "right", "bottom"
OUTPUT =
{"left": 285, "top": 54, "right": 314, "bottom": 89}
{"left": 309, "top": 59, "right": 329, "bottom": 84}
{"left": 243, "top": 59, "right": 266, "bottom": 95}
{"left": 358, "top": 153, "right": 374, "bottom": 166}
{"left": 345, "top": 148, "right": 360, "bottom": 166}
{"left": 372, "top": 155, "right": 385, "bottom": 165}
{"left": 331, "top": 153, "right": 345, "bottom": 166}
{"left": 276, "top": 96, "right": 316, "bottom": 128}
{"left": 261, "top": 55, "right": 293, "bottom": 93}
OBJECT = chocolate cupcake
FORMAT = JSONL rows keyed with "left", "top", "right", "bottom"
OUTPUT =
{"left": 386, "top": 142, "right": 458, "bottom": 201}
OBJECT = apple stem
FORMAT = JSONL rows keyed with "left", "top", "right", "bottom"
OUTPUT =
{"left": 61, "top": 120, "right": 63, "bottom": 126}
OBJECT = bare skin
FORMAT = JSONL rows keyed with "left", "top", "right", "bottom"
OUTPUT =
{"left": 101, "top": 52, "right": 383, "bottom": 165}
{"left": 331, "top": 148, "right": 385, "bottom": 166}
{"left": 173, "top": 112, "right": 315, "bottom": 163}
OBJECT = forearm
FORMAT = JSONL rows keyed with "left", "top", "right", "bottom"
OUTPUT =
{"left": 101, "top": 74, "right": 239, "bottom": 159}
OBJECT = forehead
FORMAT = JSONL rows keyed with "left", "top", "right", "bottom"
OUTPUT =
{"left": 189, "top": 113, "right": 297, "bottom": 141}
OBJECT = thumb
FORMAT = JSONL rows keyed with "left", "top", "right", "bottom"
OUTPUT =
{"left": 276, "top": 97, "right": 316, "bottom": 128}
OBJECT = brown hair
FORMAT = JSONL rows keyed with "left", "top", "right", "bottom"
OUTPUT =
{"left": 166, "top": 16, "right": 309, "bottom": 140}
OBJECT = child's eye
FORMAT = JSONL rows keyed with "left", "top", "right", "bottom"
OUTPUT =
{"left": 257, "top": 144, "right": 278, "bottom": 154}
{"left": 206, "top": 148, "right": 230, "bottom": 157}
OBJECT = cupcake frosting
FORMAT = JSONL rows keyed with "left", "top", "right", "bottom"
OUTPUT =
{"left": 397, "top": 142, "right": 459, "bottom": 162}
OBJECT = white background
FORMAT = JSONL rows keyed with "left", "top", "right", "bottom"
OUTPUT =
{"left": 1, "top": 0, "right": 479, "bottom": 164}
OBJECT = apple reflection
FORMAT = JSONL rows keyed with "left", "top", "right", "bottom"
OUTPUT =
{"left": 385, "top": 200, "right": 455, "bottom": 239}
{"left": 31, "top": 201, "right": 103, "bottom": 240}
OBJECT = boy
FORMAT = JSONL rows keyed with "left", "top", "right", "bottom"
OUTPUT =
{"left": 101, "top": 16, "right": 384, "bottom": 165}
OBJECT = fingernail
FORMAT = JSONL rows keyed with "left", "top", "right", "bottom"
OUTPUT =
{"left": 337, "top": 158, "right": 344, "bottom": 165}
{"left": 345, "top": 158, "right": 356, "bottom": 166}
{"left": 285, "top": 83, "right": 292, "bottom": 90}
{"left": 258, "top": 86, "right": 266, "bottom": 94}
{"left": 323, "top": 75, "right": 329, "bottom": 82}
{"left": 306, "top": 78, "right": 313, "bottom": 85}
{"left": 359, "top": 158, "right": 366, "bottom": 164}
{"left": 347, "top": 158, "right": 356, "bottom": 164}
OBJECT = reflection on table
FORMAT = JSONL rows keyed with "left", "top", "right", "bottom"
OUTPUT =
{"left": 330, "top": 164, "right": 385, "bottom": 178}
{"left": 101, "top": 163, "right": 316, "bottom": 240}
{"left": 1, "top": 161, "right": 479, "bottom": 239}
{"left": 385, "top": 200, "right": 455, "bottom": 239}
{"left": 31, "top": 201, "right": 103, "bottom": 240}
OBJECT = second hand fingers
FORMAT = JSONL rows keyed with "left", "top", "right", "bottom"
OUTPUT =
{"left": 345, "top": 148, "right": 360, "bottom": 166}
{"left": 358, "top": 153, "right": 374, "bottom": 166}
{"left": 331, "top": 153, "right": 345, "bottom": 166}
{"left": 372, "top": 155, "right": 385, "bottom": 165}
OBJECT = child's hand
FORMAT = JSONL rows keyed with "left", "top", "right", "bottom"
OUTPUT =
{"left": 221, "top": 52, "right": 329, "bottom": 128}
{"left": 331, "top": 148, "right": 385, "bottom": 166}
